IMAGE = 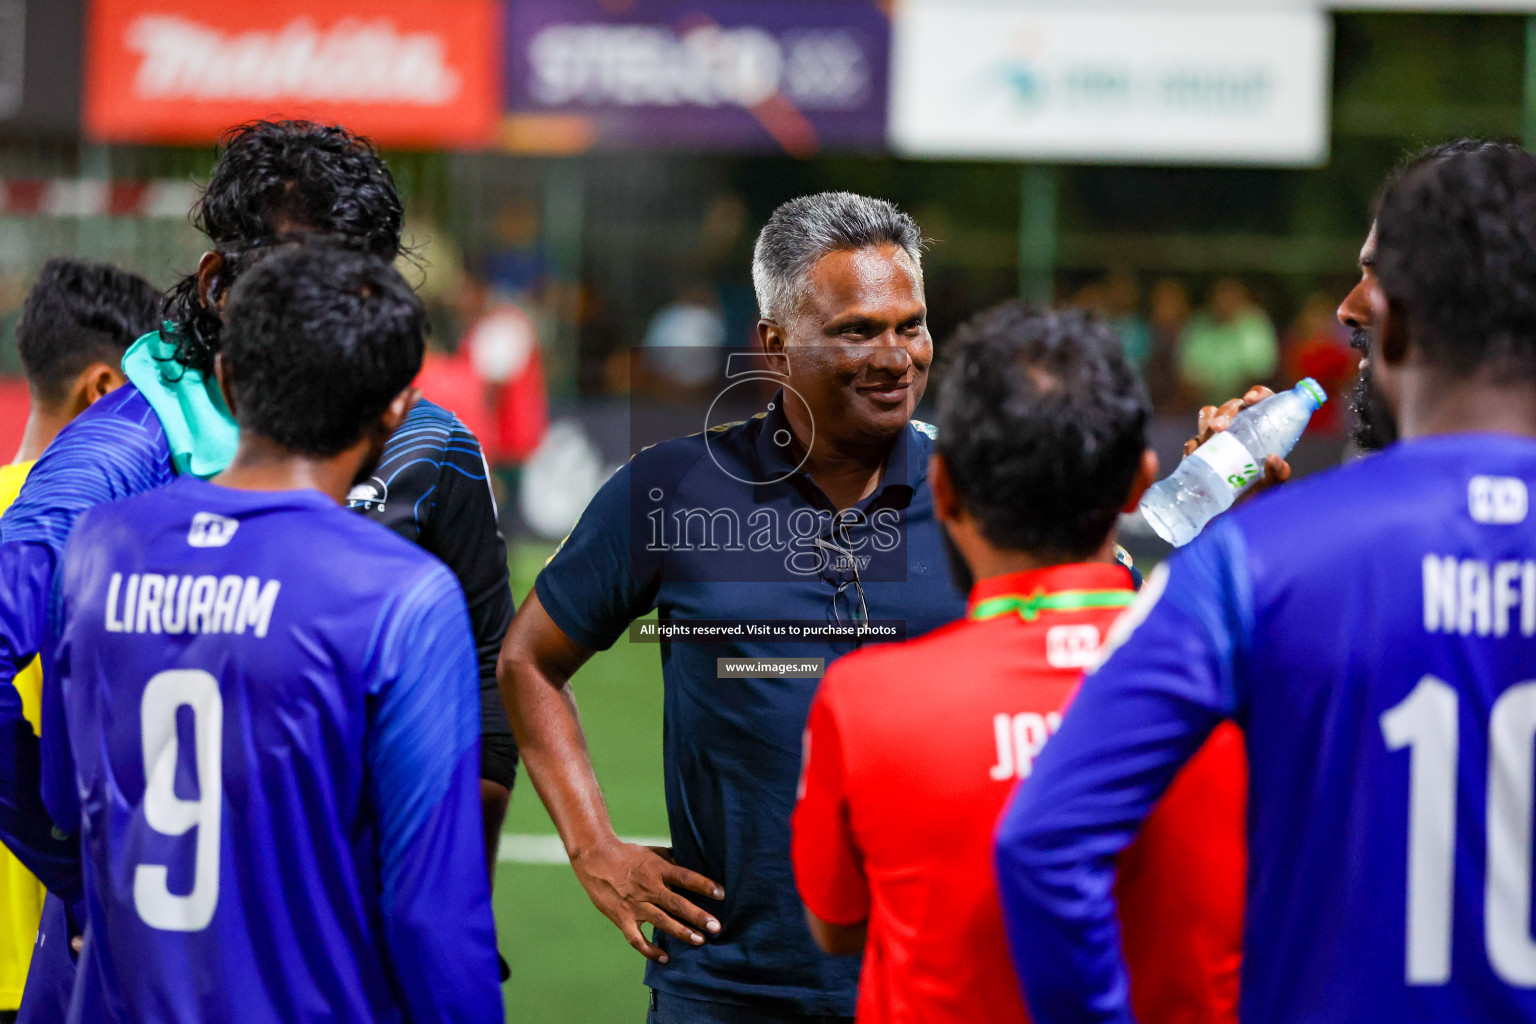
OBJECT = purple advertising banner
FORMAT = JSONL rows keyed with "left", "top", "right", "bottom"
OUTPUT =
{"left": 502, "top": 0, "right": 890, "bottom": 155}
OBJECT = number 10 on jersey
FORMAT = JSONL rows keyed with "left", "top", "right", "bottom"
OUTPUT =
{"left": 1382, "top": 675, "right": 1536, "bottom": 986}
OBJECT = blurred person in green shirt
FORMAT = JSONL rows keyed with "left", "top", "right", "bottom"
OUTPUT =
{"left": 1177, "top": 277, "right": 1278, "bottom": 405}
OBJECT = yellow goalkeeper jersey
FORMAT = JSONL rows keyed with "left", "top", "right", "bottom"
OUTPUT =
{"left": 0, "top": 459, "right": 44, "bottom": 1010}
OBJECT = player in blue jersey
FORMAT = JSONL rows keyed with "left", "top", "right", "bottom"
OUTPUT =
{"left": 49, "top": 243, "right": 500, "bottom": 1024}
{"left": 0, "top": 119, "right": 517, "bottom": 1018}
{"left": 0, "top": 259, "right": 161, "bottom": 1024}
{"left": 994, "top": 144, "right": 1536, "bottom": 1023}
{"left": 0, "top": 121, "right": 517, "bottom": 875}
{"left": 157, "top": 121, "right": 520, "bottom": 857}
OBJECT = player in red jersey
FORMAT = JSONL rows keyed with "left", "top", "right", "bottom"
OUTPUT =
{"left": 791, "top": 301, "right": 1245, "bottom": 1024}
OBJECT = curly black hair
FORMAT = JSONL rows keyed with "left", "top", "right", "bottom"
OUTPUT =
{"left": 1375, "top": 145, "right": 1536, "bottom": 379}
{"left": 16, "top": 258, "right": 162, "bottom": 405}
{"left": 163, "top": 120, "right": 405, "bottom": 375}
{"left": 934, "top": 301, "right": 1149, "bottom": 562}
{"left": 221, "top": 243, "right": 425, "bottom": 457}
{"left": 1374, "top": 137, "right": 1527, "bottom": 216}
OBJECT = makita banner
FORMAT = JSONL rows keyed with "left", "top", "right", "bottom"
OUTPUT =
{"left": 502, "top": 1, "right": 890, "bottom": 155}
{"left": 84, "top": 0, "right": 500, "bottom": 148}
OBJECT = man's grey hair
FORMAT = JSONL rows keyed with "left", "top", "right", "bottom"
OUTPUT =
{"left": 751, "top": 192, "right": 924, "bottom": 322}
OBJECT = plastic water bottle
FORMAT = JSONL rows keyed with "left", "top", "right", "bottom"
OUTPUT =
{"left": 1139, "top": 378, "right": 1327, "bottom": 547}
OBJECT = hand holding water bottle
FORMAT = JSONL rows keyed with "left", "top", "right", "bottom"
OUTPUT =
{"left": 1183, "top": 387, "right": 1293, "bottom": 498}
{"left": 1141, "top": 378, "right": 1327, "bottom": 547}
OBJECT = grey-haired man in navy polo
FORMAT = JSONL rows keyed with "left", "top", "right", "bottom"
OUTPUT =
{"left": 499, "top": 192, "right": 968, "bottom": 1023}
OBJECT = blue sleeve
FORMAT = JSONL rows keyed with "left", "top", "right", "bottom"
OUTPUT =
{"left": 41, "top": 552, "right": 77, "bottom": 836}
{"left": 533, "top": 459, "right": 659, "bottom": 651}
{"left": 0, "top": 406, "right": 171, "bottom": 555}
{"left": 0, "top": 407, "right": 171, "bottom": 779}
{"left": 0, "top": 540, "right": 80, "bottom": 898}
{"left": 367, "top": 563, "right": 502, "bottom": 1024}
{"left": 993, "top": 519, "right": 1254, "bottom": 1024}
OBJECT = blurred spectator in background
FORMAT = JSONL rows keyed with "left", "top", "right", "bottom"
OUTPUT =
{"left": 638, "top": 280, "right": 727, "bottom": 395}
{"left": 1104, "top": 269, "right": 1152, "bottom": 370}
{"left": 1145, "top": 277, "right": 1191, "bottom": 410}
{"left": 1284, "top": 292, "right": 1358, "bottom": 435}
{"left": 399, "top": 215, "right": 502, "bottom": 445}
{"left": 486, "top": 195, "right": 546, "bottom": 299}
{"left": 452, "top": 261, "right": 549, "bottom": 468}
{"left": 1177, "top": 277, "right": 1278, "bottom": 406}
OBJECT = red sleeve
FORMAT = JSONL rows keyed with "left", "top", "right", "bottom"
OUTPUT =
{"left": 790, "top": 681, "right": 871, "bottom": 927}
{"left": 1116, "top": 721, "right": 1246, "bottom": 1024}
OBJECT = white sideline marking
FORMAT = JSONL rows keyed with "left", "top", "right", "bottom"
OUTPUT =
{"left": 498, "top": 834, "right": 672, "bottom": 865}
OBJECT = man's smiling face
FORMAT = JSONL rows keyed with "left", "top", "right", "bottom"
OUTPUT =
{"left": 770, "top": 244, "right": 933, "bottom": 448}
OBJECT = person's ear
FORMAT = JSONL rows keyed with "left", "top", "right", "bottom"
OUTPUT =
{"left": 1122, "top": 449, "right": 1160, "bottom": 513}
{"left": 1380, "top": 298, "right": 1410, "bottom": 367}
{"left": 77, "top": 361, "right": 127, "bottom": 408}
{"left": 196, "top": 251, "right": 226, "bottom": 315}
{"left": 929, "top": 453, "right": 963, "bottom": 525}
{"left": 758, "top": 318, "right": 785, "bottom": 355}
{"left": 213, "top": 351, "right": 238, "bottom": 417}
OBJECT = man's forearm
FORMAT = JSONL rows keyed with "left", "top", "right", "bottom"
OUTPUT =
{"left": 499, "top": 596, "right": 723, "bottom": 961}
{"left": 501, "top": 656, "right": 618, "bottom": 858}
{"left": 805, "top": 910, "right": 867, "bottom": 956}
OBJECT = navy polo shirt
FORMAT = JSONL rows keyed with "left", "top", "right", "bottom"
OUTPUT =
{"left": 535, "top": 397, "right": 967, "bottom": 1015}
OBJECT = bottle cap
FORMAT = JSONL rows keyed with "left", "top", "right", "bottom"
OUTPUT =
{"left": 1296, "top": 377, "right": 1327, "bottom": 409}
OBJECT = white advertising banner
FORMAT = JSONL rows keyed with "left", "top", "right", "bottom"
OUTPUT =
{"left": 890, "top": 4, "right": 1332, "bottom": 165}
{"left": 1333, "top": 2, "right": 1536, "bottom": 9}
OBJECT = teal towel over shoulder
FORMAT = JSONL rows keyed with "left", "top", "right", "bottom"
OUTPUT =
{"left": 121, "top": 328, "right": 238, "bottom": 479}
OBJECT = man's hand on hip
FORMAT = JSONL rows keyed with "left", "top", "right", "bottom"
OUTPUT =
{"left": 572, "top": 838, "right": 725, "bottom": 962}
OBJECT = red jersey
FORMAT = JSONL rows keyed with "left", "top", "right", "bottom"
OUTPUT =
{"left": 791, "top": 562, "right": 1245, "bottom": 1024}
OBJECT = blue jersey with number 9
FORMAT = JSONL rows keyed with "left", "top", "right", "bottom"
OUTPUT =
{"left": 996, "top": 434, "right": 1536, "bottom": 1024}
{"left": 51, "top": 475, "right": 502, "bottom": 1024}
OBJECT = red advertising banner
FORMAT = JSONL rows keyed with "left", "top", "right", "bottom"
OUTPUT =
{"left": 84, "top": 0, "right": 499, "bottom": 148}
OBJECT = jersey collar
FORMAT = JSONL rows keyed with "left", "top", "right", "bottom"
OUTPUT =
{"left": 967, "top": 562, "right": 1136, "bottom": 622}
{"left": 752, "top": 389, "right": 923, "bottom": 508}
{"left": 175, "top": 475, "right": 339, "bottom": 513}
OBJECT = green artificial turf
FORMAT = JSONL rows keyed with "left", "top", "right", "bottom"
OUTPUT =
{"left": 497, "top": 541, "right": 668, "bottom": 1022}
